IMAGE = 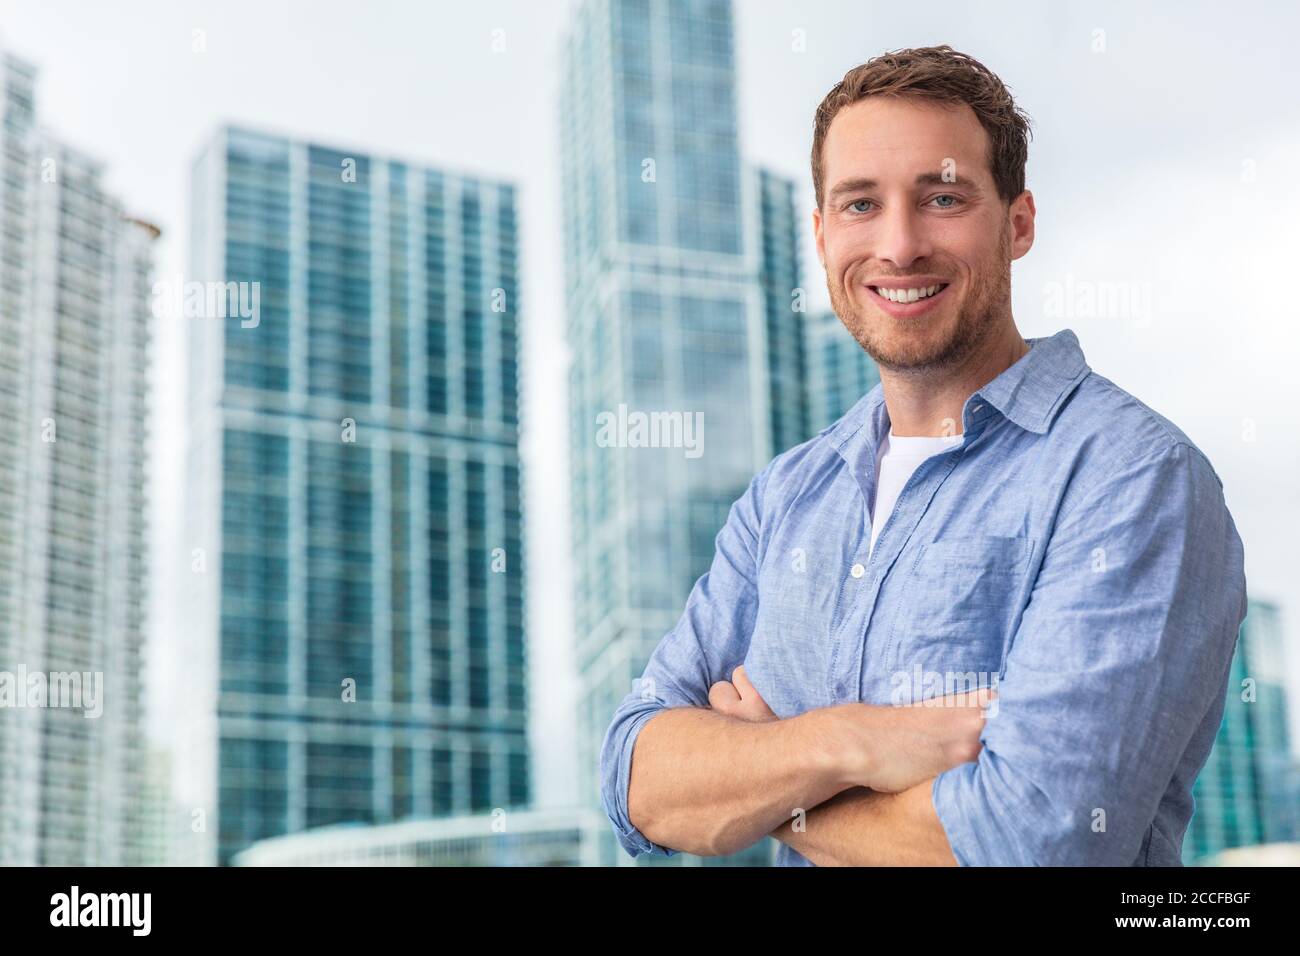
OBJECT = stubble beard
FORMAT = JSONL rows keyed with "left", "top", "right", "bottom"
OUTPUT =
{"left": 827, "top": 231, "right": 1012, "bottom": 376}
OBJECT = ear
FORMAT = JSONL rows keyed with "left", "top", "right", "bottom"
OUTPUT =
{"left": 813, "top": 205, "right": 826, "bottom": 268}
{"left": 1008, "top": 189, "right": 1035, "bottom": 261}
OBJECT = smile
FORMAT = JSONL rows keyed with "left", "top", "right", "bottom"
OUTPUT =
{"left": 865, "top": 282, "right": 951, "bottom": 316}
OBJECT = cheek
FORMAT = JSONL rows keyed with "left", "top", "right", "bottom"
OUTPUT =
{"left": 824, "top": 216, "right": 859, "bottom": 245}
{"left": 825, "top": 235, "right": 871, "bottom": 278}
{"left": 930, "top": 213, "right": 996, "bottom": 252}
{"left": 820, "top": 231, "right": 844, "bottom": 264}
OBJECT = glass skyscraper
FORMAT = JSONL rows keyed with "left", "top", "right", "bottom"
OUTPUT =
{"left": 185, "top": 126, "right": 526, "bottom": 865}
{"left": 560, "top": 0, "right": 804, "bottom": 865}
{"left": 804, "top": 309, "right": 881, "bottom": 433}
{"left": 0, "top": 47, "right": 155, "bottom": 865}
{"left": 749, "top": 165, "right": 809, "bottom": 455}
{"left": 1185, "top": 598, "right": 1292, "bottom": 862}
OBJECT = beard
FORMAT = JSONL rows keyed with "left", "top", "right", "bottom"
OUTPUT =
{"left": 826, "top": 229, "right": 1011, "bottom": 375}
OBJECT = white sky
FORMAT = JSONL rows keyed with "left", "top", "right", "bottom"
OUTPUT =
{"left": 2, "top": 0, "right": 1297, "bottom": 808}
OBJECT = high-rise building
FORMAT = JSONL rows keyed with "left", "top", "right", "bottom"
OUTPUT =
{"left": 561, "top": 0, "right": 808, "bottom": 865}
{"left": 1185, "top": 599, "right": 1292, "bottom": 862}
{"left": 184, "top": 125, "right": 526, "bottom": 865}
{"left": 137, "top": 746, "right": 173, "bottom": 866}
{"left": 1265, "top": 758, "right": 1300, "bottom": 845}
{"left": 0, "top": 47, "right": 155, "bottom": 865}
{"left": 748, "top": 165, "right": 808, "bottom": 456}
{"left": 804, "top": 309, "right": 881, "bottom": 434}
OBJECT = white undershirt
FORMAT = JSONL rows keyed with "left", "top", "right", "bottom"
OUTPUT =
{"left": 868, "top": 428, "right": 963, "bottom": 557}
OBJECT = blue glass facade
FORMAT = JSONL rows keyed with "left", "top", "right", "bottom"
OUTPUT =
{"left": 561, "top": 0, "right": 804, "bottom": 865}
{"left": 751, "top": 166, "right": 810, "bottom": 454}
{"left": 804, "top": 309, "right": 882, "bottom": 433}
{"left": 1185, "top": 599, "right": 1292, "bottom": 862}
{"left": 189, "top": 126, "right": 526, "bottom": 865}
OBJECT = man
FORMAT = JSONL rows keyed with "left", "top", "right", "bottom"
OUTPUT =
{"left": 598, "top": 45, "right": 1247, "bottom": 866}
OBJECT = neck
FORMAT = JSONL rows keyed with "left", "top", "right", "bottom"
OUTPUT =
{"left": 881, "top": 321, "right": 1029, "bottom": 437}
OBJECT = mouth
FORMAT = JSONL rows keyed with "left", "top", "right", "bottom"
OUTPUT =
{"left": 865, "top": 281, "right": 951, "bottom": 317}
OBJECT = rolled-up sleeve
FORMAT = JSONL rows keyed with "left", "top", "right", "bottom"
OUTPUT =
{"left": 932, "top": 440, "right": 1248, "bottom": 865}
{"left": 598, "top": 466, "right": 768, "bottom": 858}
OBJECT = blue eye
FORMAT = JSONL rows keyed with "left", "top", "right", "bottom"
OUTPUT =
{"left": 849, "top": 199, "right": 874, "bottom": 214}
{"left": 931, "top": 194, "right": 962, "bottom": 208}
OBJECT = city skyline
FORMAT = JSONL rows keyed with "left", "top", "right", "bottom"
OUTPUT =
{"left": 0, "top": 0, "right": 1297, "bottom": 861}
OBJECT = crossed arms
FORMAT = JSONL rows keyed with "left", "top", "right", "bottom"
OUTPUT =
{"left": 600, "top": 441, "right": 1246, "bottom": 866}
{"left": 626, "top": 665, "right": 990, "bottom": 864}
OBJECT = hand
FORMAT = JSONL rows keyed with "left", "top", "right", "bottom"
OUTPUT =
{"left": 829, "top": 687, "right": 996, "bottom": 793}
{"left": 708, "top": 665, "right": 778, "bottom": 723}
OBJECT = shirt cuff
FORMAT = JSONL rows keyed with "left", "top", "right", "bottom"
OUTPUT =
{"left": 605, "top": 708, "right": 676, "bottom": 859}
{"left": 931, "top": 763, "right": 980, "bottom": 866}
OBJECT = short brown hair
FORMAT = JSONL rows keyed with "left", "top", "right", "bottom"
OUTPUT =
{"left": 811, "top": 45, "right": 1032, "bottom": 209}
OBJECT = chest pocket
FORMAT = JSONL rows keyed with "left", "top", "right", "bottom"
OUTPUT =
{"left": 884, "top": 534, "right": 1033, "bottom": 687}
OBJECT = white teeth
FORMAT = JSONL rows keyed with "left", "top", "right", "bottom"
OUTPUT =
{"left": 875, "top": 284, "right": 944, "bottom": 303}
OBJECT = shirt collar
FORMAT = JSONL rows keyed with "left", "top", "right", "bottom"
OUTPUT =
{"left": 822, "top": 327, "right": 1092, "bottom": 456}
{"left": 971, "top": 327, "right": 1091, "bottom": 434}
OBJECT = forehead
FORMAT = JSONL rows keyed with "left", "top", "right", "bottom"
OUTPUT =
{"left": 823, "top": 96, "right": 992, "bottom": 186}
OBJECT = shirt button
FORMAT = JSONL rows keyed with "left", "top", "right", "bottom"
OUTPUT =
{"left": 850, "top": 563, "right": 865, "bottom": 578}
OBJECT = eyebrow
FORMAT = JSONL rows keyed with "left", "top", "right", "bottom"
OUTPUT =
{"left": 827, "top": 172, "right": 980, "bottom": 203}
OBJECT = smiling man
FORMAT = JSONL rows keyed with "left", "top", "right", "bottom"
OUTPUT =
{"left": 598, "top": 46, "right": 1248, "bottom": 866}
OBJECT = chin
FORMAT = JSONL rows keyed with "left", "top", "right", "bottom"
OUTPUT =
{"left": 880, "top": 319, "right": 960, "bottom": 360}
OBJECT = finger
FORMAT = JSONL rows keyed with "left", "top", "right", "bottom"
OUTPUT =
{"left": 731, "top": 664, "right": 759, "bottom": 699}
{"left": 709, "top": 680, "right": 741, "bottom": 713}
{"left": 732, "top": 667, "right": 777, "bottom": 719}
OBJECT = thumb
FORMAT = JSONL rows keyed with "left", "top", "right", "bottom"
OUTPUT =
{"left": 709, "top": 679, "right": 742, "bottom": 711}
{"left": 731, "top": 665, "right": 761, "bottom": 700}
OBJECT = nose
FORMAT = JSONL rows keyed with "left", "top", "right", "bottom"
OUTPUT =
{"left": 874, "top": 204, "right": 931, "bottom": 270}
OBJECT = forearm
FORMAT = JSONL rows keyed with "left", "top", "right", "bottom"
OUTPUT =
{"left": 627, "top": 705, "right": 850, "bottom": 857}
{"left": 770, "top": 779, "right": 958, "bottom": 866}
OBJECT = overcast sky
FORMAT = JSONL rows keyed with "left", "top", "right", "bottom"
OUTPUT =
{"left": 2, "top": 0, "right": 1297, "bottom": 808}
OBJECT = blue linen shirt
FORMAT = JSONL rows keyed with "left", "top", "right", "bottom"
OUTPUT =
{"left": 599, "top": 327, "right": 1248, "bottom": 866}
